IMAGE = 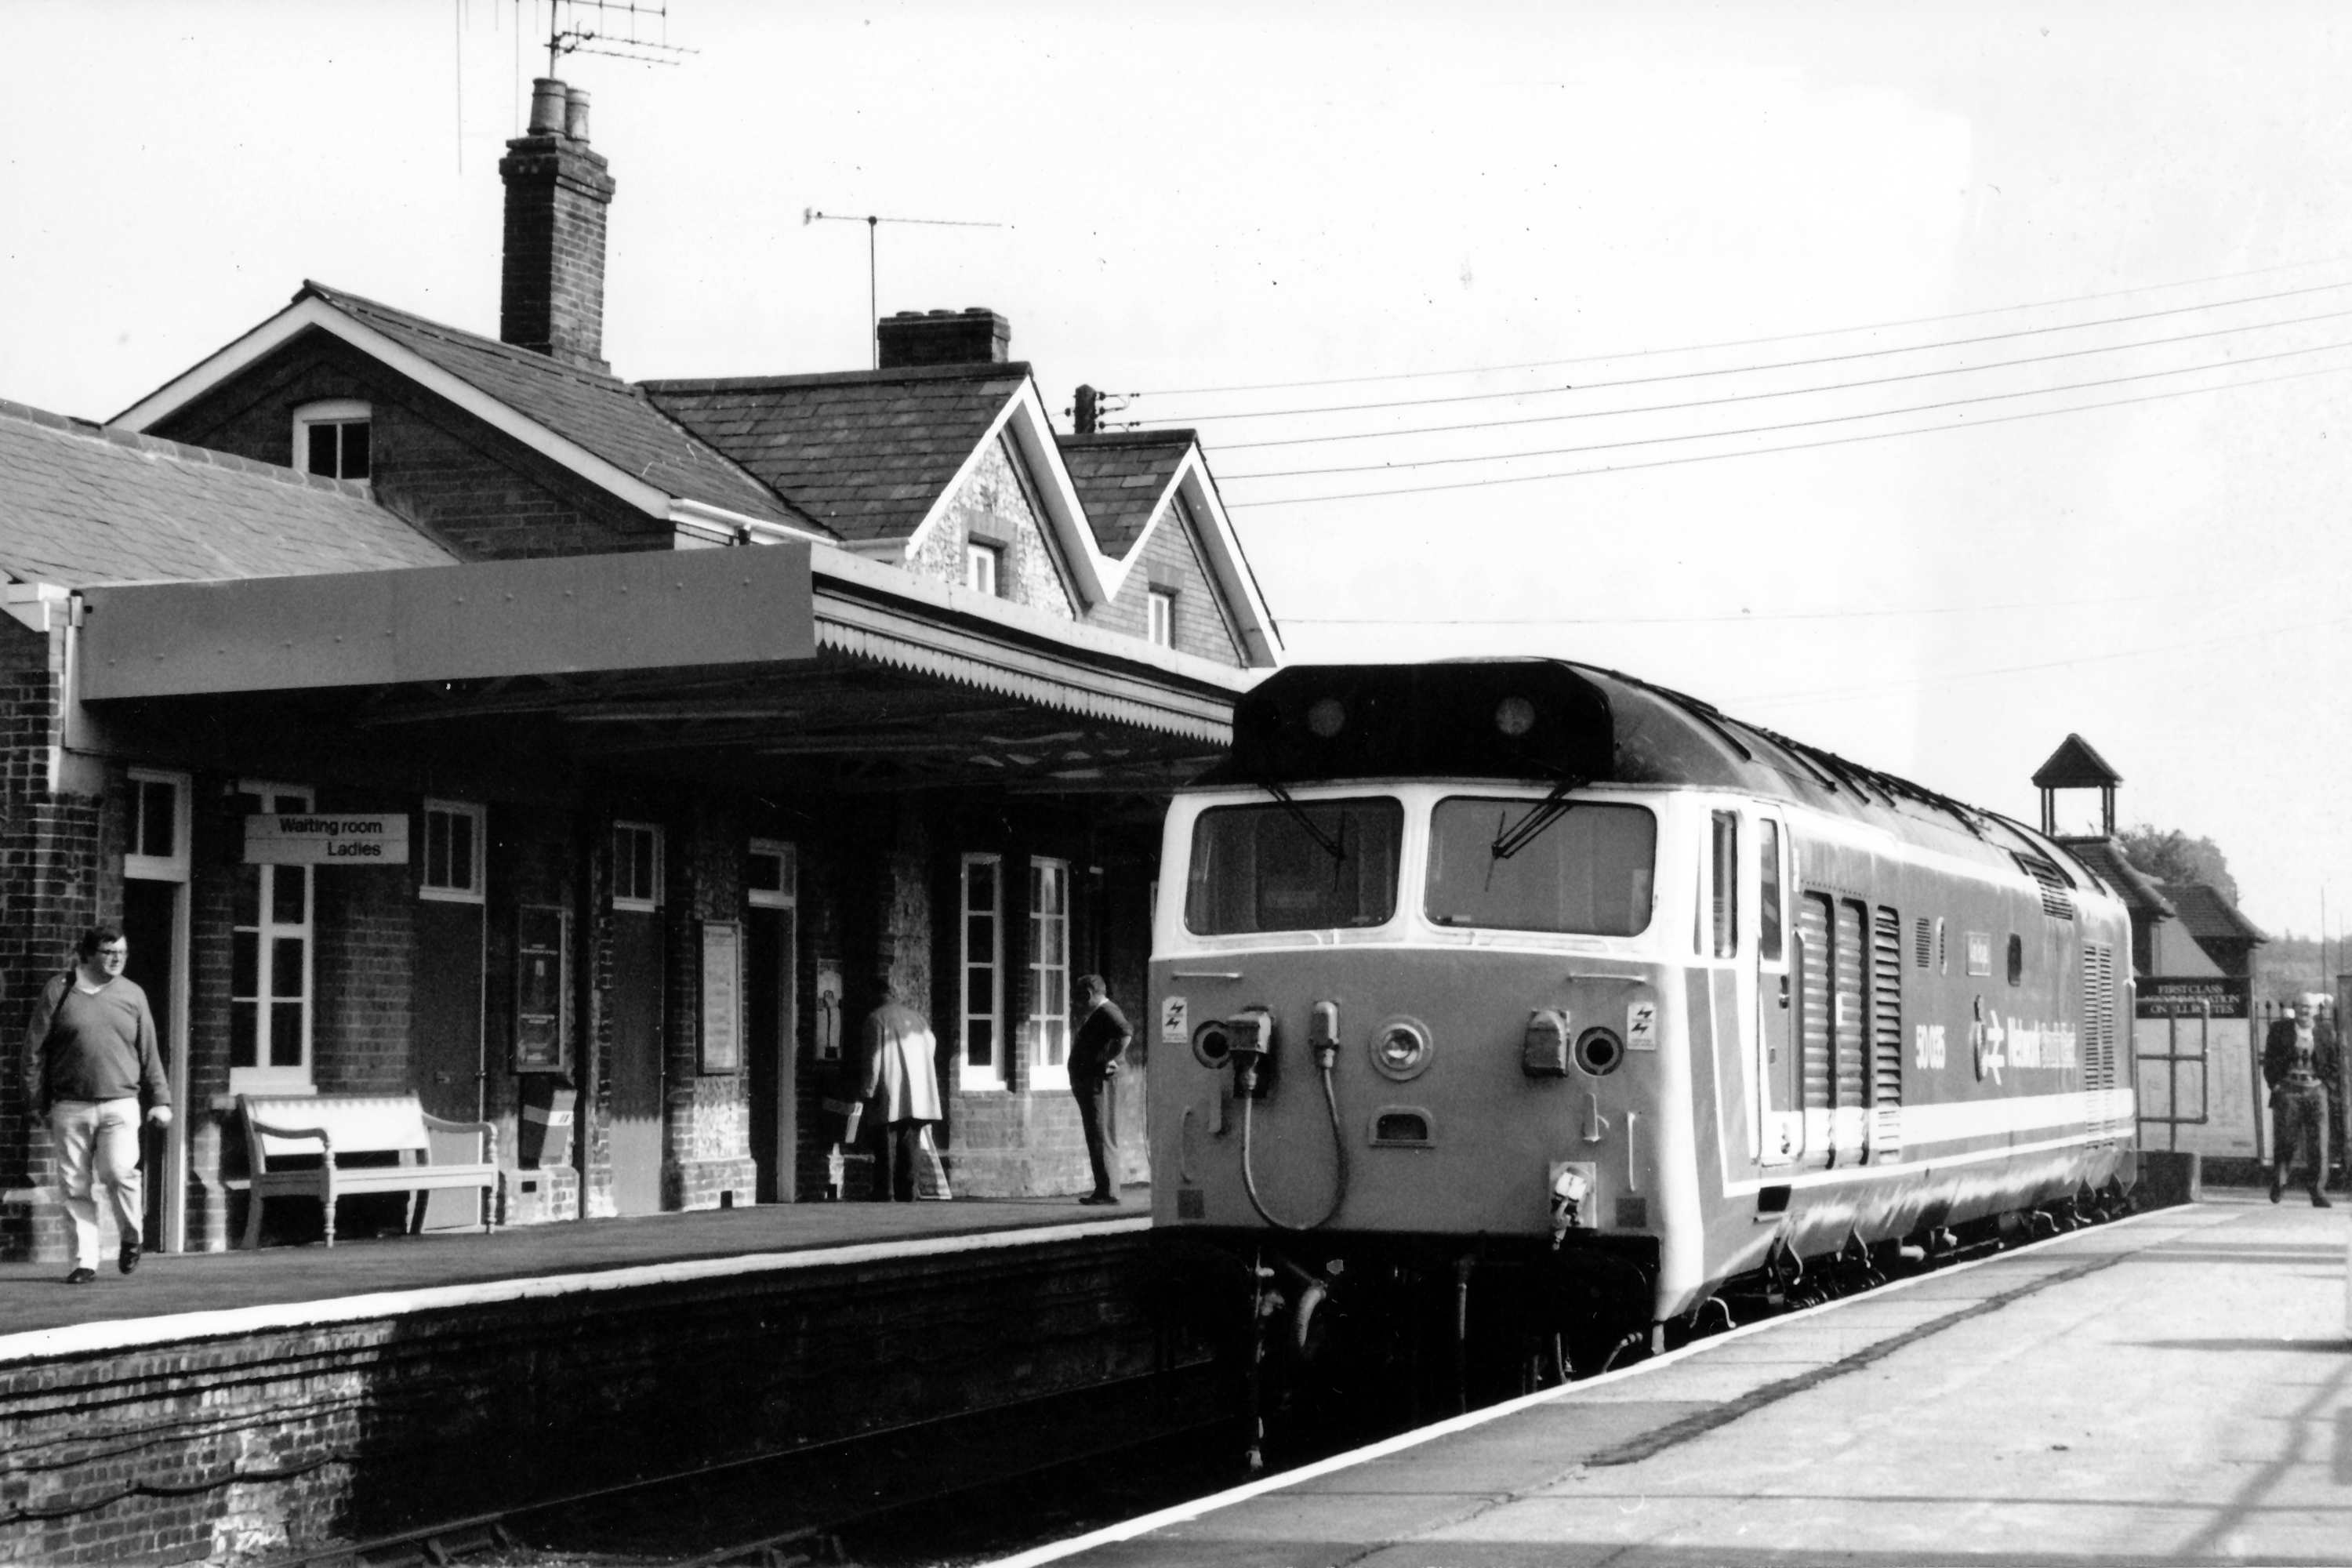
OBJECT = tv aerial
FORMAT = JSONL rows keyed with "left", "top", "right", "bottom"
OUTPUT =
{"left": 804, "top": 210, "right": 1010, "bottom": 369}
{"left": 543, "top": 0, "right": 695, "bottom": 73}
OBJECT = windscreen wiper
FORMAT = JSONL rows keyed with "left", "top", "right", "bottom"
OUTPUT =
{"left": 1260, "top": 779, "right": 1348, "bottom": 864}
{"left": 1491, "top": 775, "right": 1587, "bottom": 860}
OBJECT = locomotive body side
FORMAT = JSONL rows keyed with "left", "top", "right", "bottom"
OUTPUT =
{"left": 1148, "top": 659, "right": 2138, "bottom": 1352}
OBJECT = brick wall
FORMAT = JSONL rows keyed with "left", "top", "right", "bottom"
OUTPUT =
{"left": 497, "top": 130, "right": 615, "bottom": 372}
{"left": 665, "top": 797, "right": 753, "bottom": 1210}
{"left": 906, "top": 436, "right": 1078, "bottom": 619}
{"left": 1087, "top": 490, "right": 1244, "bottom": 664}
{"left": 147, "top": 340, "right": 665, "bottom": 561}
{"left": 0, "top": 615, "right": 103, "bottom": 1261}
{"left": 0, "top": 1233, "right": 1222, "bottom": 1564}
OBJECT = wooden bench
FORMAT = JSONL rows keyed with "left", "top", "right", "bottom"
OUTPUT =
{"left": 238, "top": 1093, "right": 498, "bottom": 1249}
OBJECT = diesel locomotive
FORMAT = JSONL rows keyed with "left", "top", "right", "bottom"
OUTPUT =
{"left": 1148, "top": 660, "right": 2135, "bottom": 1395}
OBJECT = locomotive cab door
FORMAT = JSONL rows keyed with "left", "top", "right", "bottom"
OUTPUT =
{"left": 1752, "top": 814, "right": 1798, "bottom": 1165}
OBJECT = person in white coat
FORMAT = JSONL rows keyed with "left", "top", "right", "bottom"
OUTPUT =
{"left": 858, "top": 982, "right": 943, "bottom": 1201}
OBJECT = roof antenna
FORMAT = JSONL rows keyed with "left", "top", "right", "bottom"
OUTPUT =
{"left": 544, "top": 0, "right": 695, "bottom": 74}
{"left": 803, "top": 210, "right": 1009, "bottom": 369}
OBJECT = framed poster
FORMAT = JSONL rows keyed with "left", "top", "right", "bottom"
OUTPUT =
{"left": 701, "top": 919, "right": 742, "bottom": 1074}
{"left": 514, "top": 905, "right": 570, "bottom": 1073}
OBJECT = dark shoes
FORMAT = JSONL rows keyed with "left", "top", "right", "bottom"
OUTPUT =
{"left": 2314, "top": 1190, "right": 2335, "bottom": 1209}
{"left": 62, "top": 1267, "right": 96, "bottom": 1285}
{"left": 118, "top": 1243, "right": 140, "bottom": 1276}
{"left": 1078, "top": 1192, "right": 1121, "bottom": 1207}
{"left": 2270, "top": 1181, "right": 2286, "bottom": 1204}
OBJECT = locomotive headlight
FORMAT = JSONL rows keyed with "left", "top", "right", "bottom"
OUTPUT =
{"left": 1192, "top": 1019, "right": 1234, "bottom": 1070}
{"left": 1369, "top": 1015, "right": 1435, "bottom": 1081}
{"left": 1494, "top": 695, "right": 1537, "bottom": 738}
{"left": 1307, "top": 697, "right": 1347, "bottom": 738}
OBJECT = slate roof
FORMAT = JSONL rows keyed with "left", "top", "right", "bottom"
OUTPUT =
{"left": 0, "top": 398, "right": 457, "bottom": 586}
{"left": 2165, "top": 882, "right": 2268, "bottom": 945}
{"left": 1058, "top": 431, "right": 1193, "bottom": 554}
{"left": 299, "top": 283, "right": 821, "bottom": 535}
{"left": 2060, "top": 836, "right": 2177, "bottom": 918}
{"left": 2033, "top": 733, "right": 2122, "bottom": 789}
{"left": 641, "top": 365, "right": 1029, "bottom": 544}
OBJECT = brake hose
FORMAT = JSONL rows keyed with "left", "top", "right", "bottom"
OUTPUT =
{"left": 1238, "top": 1048, "right": 1350, "bottom": 1231}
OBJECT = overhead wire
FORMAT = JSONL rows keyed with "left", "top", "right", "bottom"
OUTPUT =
{"left": 1130, "top": 254, "right": 2352, "bottom": 399}
{"left": 1224, "top": 333, "right": 2352, "bottom": 484}
{"left": 1281, "top": 586, "right": 2207, "bottom": 627}
{"left": 1219, "top": 354, "right": 2352, "bottom": 506}
{"left": 1216, "top": 299, "right": 2352, "bottom": 453}
{"left": 1138, "top": 274, "right": 2352, "bottom": 424}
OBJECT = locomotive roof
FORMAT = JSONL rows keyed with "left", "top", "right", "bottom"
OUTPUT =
{"left": 1202, "top": 659, "right": 2109, "bottom": 894}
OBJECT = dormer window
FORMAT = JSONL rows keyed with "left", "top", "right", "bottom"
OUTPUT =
{"left": 1146, "top": 589, "right": 1175, "bottom": 648}
{"left": 964, "top": 540, "right": 1003, "bottom": 597}
{"left": 293, "top": 400, "right": 371, "bottom": 481}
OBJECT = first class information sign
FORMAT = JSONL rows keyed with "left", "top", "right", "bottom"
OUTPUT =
{"left": 245, "top": 813, "right": 411, "bottom": 866}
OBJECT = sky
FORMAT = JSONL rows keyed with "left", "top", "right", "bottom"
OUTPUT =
{"left": 3, "top": 2, "right": 2350, "bottom": 938}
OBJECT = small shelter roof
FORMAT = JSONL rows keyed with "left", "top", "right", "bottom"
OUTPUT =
{"left": 2032, "top": 733, "right": 2123, "bottom": 789}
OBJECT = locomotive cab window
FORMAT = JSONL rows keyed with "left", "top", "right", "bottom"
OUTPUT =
{"left": 1185, "top": 797, "right": 1403, "bottom": 935}
{"left": 1425, "top": 797, "right": 1655, "bottom": 936}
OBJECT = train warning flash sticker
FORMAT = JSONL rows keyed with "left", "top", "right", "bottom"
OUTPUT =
{"left": 1626, "top": 1000, "right": 1658, "bottom": 1050}
{"left": 1161, "top": 996, "right": 1188, "bottom": 1044}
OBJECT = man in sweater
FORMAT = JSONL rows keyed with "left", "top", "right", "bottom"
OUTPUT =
{"left": 23, "top": 927, "right": 172, "bottom": 1282}
{"left": 2263, "top": 994, "right": 2338, "bottom": 1207}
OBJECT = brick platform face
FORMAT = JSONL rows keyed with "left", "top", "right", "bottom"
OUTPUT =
{"left": 0, "top": 1234, "right": 1212, "bottom": 1563}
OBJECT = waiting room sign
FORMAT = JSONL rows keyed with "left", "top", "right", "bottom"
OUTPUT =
{"left": 245, "top": 812, "right": 411, "bottom": 866}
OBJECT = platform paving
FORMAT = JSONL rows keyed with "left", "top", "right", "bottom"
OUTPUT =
{"left": 1010, "top": 1190, "right": 2352, "bottom": 1567}
{"left": 0, "top": 1185, "right": 1148, "bottom": 1351}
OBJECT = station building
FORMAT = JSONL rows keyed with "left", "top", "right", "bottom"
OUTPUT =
{"left": 0, "top": 80, "right": 1278, "bottom": 1261}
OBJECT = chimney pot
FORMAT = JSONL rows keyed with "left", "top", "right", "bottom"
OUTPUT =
{"left": 528, "top": 78, "right": 567, "bottom": 136}
{"left": 564, "top": 86, "right": 592, "bottom": 143}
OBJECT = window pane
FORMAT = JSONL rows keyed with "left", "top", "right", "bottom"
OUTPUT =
{"left": 1423, "top": 799, "right": 1656, "bottom": 937}
{"left": 1711, "top": 811, "right": 1738, "bottom": 959}
{"left": 343, "top": 421, "right": 370, "bottom": 480}
{"left": 231, "top": 864, "right": 260, "bottom": 928}
{"left": 271, "top": 937, "right": 305, "bottom": 1000}
{"left": 426, "top": 811, "right": 451, "bottom": 887}
{"left": 306, "top": 424, "right": 336, "bottom": 476}
{"left": 1759, "top": 821, "right": 1784, "bottom": 963}
{"left": 230, "top": 931, "right": 259, "bottom": 998}
{"left": 230, "top": 1001, "right": 258, "bottom": 1068}
{"left": 747, "top": 852, "right": 782, "bottom": 894}
{"left": 271, "top": 794, "right": 307, "bottom": 814}
{"left": 967, "top": 859, "right": 995, "bottom": 909}
{"left": 269, "top": 1002, "right": 304, "bottom": 1067}
{"left": 272, "top": 866, "right": 306, "bottom": 925}
{"left": 450, "top": 810, "right": 474, "bottom": 889}
{"left": 968, "top": 1018, "right": 993, "bottom": 1068}
{"left": 1186, "top": 798, "right": 1404, "bottom": 935}
{"left": 1042, "top": 1018, "right": 1066, "bottom": 1065}
{"left": 966, "top": 915, "right": 993, "bottom": 956}
{"left": 967, "top": 968, "right": 993, "bottom": 1014}
{"left": 633, "top": 831, "right": 655, "bottom": 900}
{"left": 138, "top": 780, "right": 176, "bottom": 860}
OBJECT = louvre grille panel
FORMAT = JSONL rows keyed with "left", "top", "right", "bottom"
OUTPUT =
{"left": 1833, "top": 899, "right": 1867, "bottom": 1115}
{"left": 1915, "top": 915, "right": 1933, "bottom": 970}
{"left": 2015, "top": 853, "right": 2076, "bottom": 921}
{"left": 1871, "top": 906, "right": 1904, "bottom": 1159}
{"left": 2082, "top": 942, "right": 2116, "bottom": 1098}
{"left": 1799, "top": 893, "right": 1832, "bottom": 1112}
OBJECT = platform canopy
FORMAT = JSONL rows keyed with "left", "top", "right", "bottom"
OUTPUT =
{"left": 2031, "top": 733, "right": 2122, "bottom": 789}
{"left": 70, "top": 543, "right": 1247, "bottom": 794}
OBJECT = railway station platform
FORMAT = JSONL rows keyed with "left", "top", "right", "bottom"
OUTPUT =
{"left": 1013, "top": 1190, "right": 2352, "bottom": 1568}
{"left": 0, "top": 1188, "right": 1218, "bottom": 1566}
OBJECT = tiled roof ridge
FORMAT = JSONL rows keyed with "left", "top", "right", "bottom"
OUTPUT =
{"left": 639, "top": 362, "right": 1033, "bottom": 394}
{"left": 1058, "top": 429, "right": 1199, "bottom": 448}
{"left": 2, "top": 397, "right": 374, "bottom": 502}
{"left": 299, "top": 279, "right": 637, "bottom": 395}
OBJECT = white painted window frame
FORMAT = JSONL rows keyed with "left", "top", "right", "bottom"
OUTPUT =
{"left": 960, "top": 852, "right": 1005, "bottom": 1091}
{"left": 419, "top": 798, "right": 486, "bottom": 905}
{"left": 613, "top": 821, "right": 664, "bottom": 912}
{"left": 964, "top": 540, "right": 1002, "bottom": 597}
{"left": 749, "top": 838, "right": 797, "bottom": 911}
{"left": 1145, "top": 588, "right": 1175, "bottom": 648}
{"left": 230, "top": 779, "right": 316, "bottom": 1094}
{"left": 125, "top": 768, "right": 191, "bottom": 884}
{"left": 1028, "top": 856, "right": 1072, "bottom": 1091}
{"left": 292, "top": 398, "right": 371, "bottom": 481}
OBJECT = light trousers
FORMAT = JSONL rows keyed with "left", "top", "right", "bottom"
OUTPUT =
{"left": 50, "top": 1098, "right": 142, "bottom": 1270}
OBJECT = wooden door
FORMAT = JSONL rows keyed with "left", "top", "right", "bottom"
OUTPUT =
{"left": 122, "top": 880, "right": 176, "bottom": 1250}
{"left": 611, "top": 909, "right": 665, "bottom": 1214}
{"left": 414, "top": 898, "right": 485, "bottom": 1229}
{"left": 746, "top": 906, "right": 797, "bottom": 1202}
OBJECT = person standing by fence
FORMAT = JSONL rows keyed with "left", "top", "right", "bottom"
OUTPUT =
{"left": 2264, "top": 995, "right": 2337, "bottom": 1207}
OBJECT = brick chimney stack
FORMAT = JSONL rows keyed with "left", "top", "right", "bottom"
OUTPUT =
{"left": 876, "top": 309, "right": 1011, "bottom": 370}
{"left": 498, "top": 78, "right": 617, "bottom": 373}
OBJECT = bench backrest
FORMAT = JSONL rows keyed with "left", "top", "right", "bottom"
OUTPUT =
{"left": 239, "top": 1094, "right": 434, "bottom": 1166}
